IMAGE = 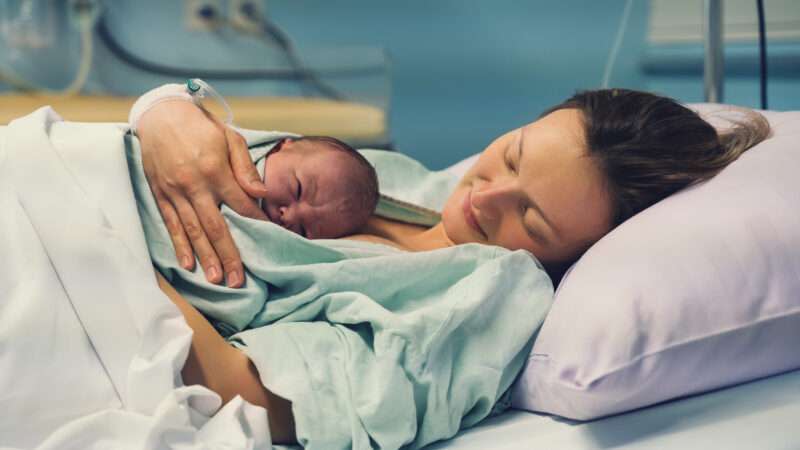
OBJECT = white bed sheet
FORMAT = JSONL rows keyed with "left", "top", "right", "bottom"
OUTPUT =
{"left": 429, "top": 369, "right": 800, "bottom": 449}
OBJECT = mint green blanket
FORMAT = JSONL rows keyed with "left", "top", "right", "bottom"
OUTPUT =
{"left": 126, "top": 135, "right": 553, "bottom": 450}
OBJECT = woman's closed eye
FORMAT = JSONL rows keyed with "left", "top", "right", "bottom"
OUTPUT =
{"left": 507, "top": 128, "right": 525, "bottom": 174}
{"left": 519, "top": 204, "right": 536, "bottom": 240}
{"left": 524, "top": 216, "right": 549, "bottom": 245}
{"left": 505, "top": 134, "right": 522, "bottom": 174}
{"left": 505, "top": 149, "right": 517, "bottom": 174}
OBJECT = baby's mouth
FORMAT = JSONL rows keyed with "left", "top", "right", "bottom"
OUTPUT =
{"left": 262, "top": 202, "right": 273, "bottom": 222}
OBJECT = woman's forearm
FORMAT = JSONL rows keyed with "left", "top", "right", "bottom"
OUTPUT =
{"left": 154, "top": 271, "right": 297, "bottom": 444}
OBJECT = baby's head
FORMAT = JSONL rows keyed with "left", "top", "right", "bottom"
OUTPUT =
{"left": 260, "top": 136, "right": 379, "bottom": 239}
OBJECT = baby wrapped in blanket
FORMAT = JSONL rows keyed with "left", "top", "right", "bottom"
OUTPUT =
{"left": 126, "top": 132, "right": 554, "bottom": 449}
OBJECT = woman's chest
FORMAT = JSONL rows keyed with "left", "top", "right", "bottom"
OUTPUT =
{"left": 344, "top": 216, "right": 428, "bottom": 250}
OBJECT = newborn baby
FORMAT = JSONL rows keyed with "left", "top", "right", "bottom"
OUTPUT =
{"left": 256, "top": 135, "right": 379, "bottom": 239}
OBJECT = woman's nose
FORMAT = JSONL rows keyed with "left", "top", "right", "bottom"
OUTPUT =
{"left": 472, "top": 181, "right": 518, "bottom": 218}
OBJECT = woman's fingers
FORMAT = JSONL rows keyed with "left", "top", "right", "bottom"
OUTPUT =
{"left": 226, "top": 127, "right": 269, "bottom": 199}
{"left": 218, "top": 179, "right": 269, "bottom": 222}
{"left": 170, "top": 194, "right": 225, "bottom": 285}
{"left": 187, "top": 191, "right": 246, "bottom": 288}
{"left": 136, "top": 100, "right": 253, "bottom": 288}
{"left": 160, "top": 178, "right": 248, "bottom": 288}
{"left": 154, "top": 190, "right": 195, "bottom": 270}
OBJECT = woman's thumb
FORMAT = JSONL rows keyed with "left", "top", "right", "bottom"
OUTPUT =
{"left": 226, "top": 128, "right": 268, "bottom": 197}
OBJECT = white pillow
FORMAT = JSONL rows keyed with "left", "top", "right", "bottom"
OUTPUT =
{"left": 506, "top": 105, "right": 800, "bottom": 419}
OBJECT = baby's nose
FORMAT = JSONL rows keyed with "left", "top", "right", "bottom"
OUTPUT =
{"left": 279, "top": 203, "right": 304, "bottom": 231}
{"left": 278, "top": 205, "right": 292, "bottom": 225}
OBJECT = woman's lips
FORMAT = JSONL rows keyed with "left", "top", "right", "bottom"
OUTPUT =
{"left": 462, "top": 189, "right": 486, "bottom": 238}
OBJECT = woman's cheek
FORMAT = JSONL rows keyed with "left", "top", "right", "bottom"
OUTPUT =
{"left": 497, "top": 225, "right": 535, "bottom": 254}
{"left": 441, "top": 191, "right": 468, "bottom": 244}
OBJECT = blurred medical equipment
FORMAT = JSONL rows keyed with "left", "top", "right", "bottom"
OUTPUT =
{"left": 704, "top": 0, "right": 724, "bottom": 102}
{"left": 704, "top": 0, "right": 769, "bottom": 107}
{"left": 756, "top": 0, "right": 768, "bottom": 108}
{"left": 233, "top": 4, "right": 345, "bottom": 100}
{"left": 0, "top": 0, "right": 100, "bottom": 95}
{"left": 0, "top": 1, "right": 391, "bottom": 148}
{"left": 600, "top": 0, "right": 634, "bottom": 88}
{"left": 0, "top": 0, "right": 54, "bottom": 49}
{"left": 0, "top": 0, "right": 384, "bottom": 103}
{"left": 606, "top": 0, "right": 770, "bottom": 108}
{"left": 94, "top": 5, "right": 370, "bottom": 101}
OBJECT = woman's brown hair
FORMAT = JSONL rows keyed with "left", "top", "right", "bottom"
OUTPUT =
{"left": 547, "top": 89, "right": 771, "bottom": 227}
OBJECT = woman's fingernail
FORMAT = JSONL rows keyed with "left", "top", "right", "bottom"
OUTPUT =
{"left": 251, "top": 180, "right": 268, "bottom": 193}
{"left": 181, "top": 255, "right": 193, "bottom": 269}
{"left": 226, "top": 270, "right": 240, "bottom": 287}
{"left": 208, "top": 266, "right": 221, "bottom": 282}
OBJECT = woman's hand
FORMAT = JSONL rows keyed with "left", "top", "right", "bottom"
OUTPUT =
{"left": 137, "top": 100, "right": 268, "bottom": 287}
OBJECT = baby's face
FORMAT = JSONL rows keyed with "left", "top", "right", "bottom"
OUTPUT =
{"left": 260, "top": 138, "right": 368, "bottom": 239}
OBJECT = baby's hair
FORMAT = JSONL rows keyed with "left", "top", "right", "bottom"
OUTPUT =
{"left": 296, "top": 136, "right": 380, "bottom": 230}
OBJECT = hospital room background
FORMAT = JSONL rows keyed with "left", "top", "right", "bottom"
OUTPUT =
{"left": 2, "top": 1, "right": 800, "bottom": 449}
{"left": 1, "top": 0, "right": 798, "bottom": 169}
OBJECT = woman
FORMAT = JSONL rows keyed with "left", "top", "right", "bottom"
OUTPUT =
{"left": 136, "top": 88, "right": 769, "bottom": 445}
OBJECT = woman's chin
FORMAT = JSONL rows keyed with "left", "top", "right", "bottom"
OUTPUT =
{"left": 441, "top": 206, "right": 470, "bottom": 246}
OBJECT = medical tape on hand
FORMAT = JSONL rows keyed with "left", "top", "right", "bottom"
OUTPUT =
{"left": 128, "top": 80, "right": 234, "bottom": 134}
{"left": 187, "top": 78, "right": 234, "bottom": 126}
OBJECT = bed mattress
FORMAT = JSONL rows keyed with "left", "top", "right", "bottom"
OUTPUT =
{"left": 431, "top": 369, "right": 800, "bottom": 449}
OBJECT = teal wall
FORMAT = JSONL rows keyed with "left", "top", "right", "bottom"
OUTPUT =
{"left": 1, "top": 0, "right": 797, "bottom": 168}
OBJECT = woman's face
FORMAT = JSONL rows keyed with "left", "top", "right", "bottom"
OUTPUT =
{"left": 442, "top": 108, "right": 613, "bottom": 267}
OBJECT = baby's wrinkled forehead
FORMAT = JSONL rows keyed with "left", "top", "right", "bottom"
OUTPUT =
{"left": 312, "top": 148, "right": 377, "bottom": 223}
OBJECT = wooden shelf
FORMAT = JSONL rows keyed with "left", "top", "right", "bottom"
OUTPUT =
{"left": 0, "top": 94, "right": 387, "bottom": 146}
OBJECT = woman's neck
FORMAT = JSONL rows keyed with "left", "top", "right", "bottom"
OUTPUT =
{"left": 402, "top": 222, "right": 454, "bottom": 251}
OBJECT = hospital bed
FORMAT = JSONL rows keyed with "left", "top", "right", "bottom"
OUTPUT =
{"left": 433, "top": 370, "right": 800, "bottom": 449}
{"left": 2, "top": 103, "right": 799, "bottom": 449}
